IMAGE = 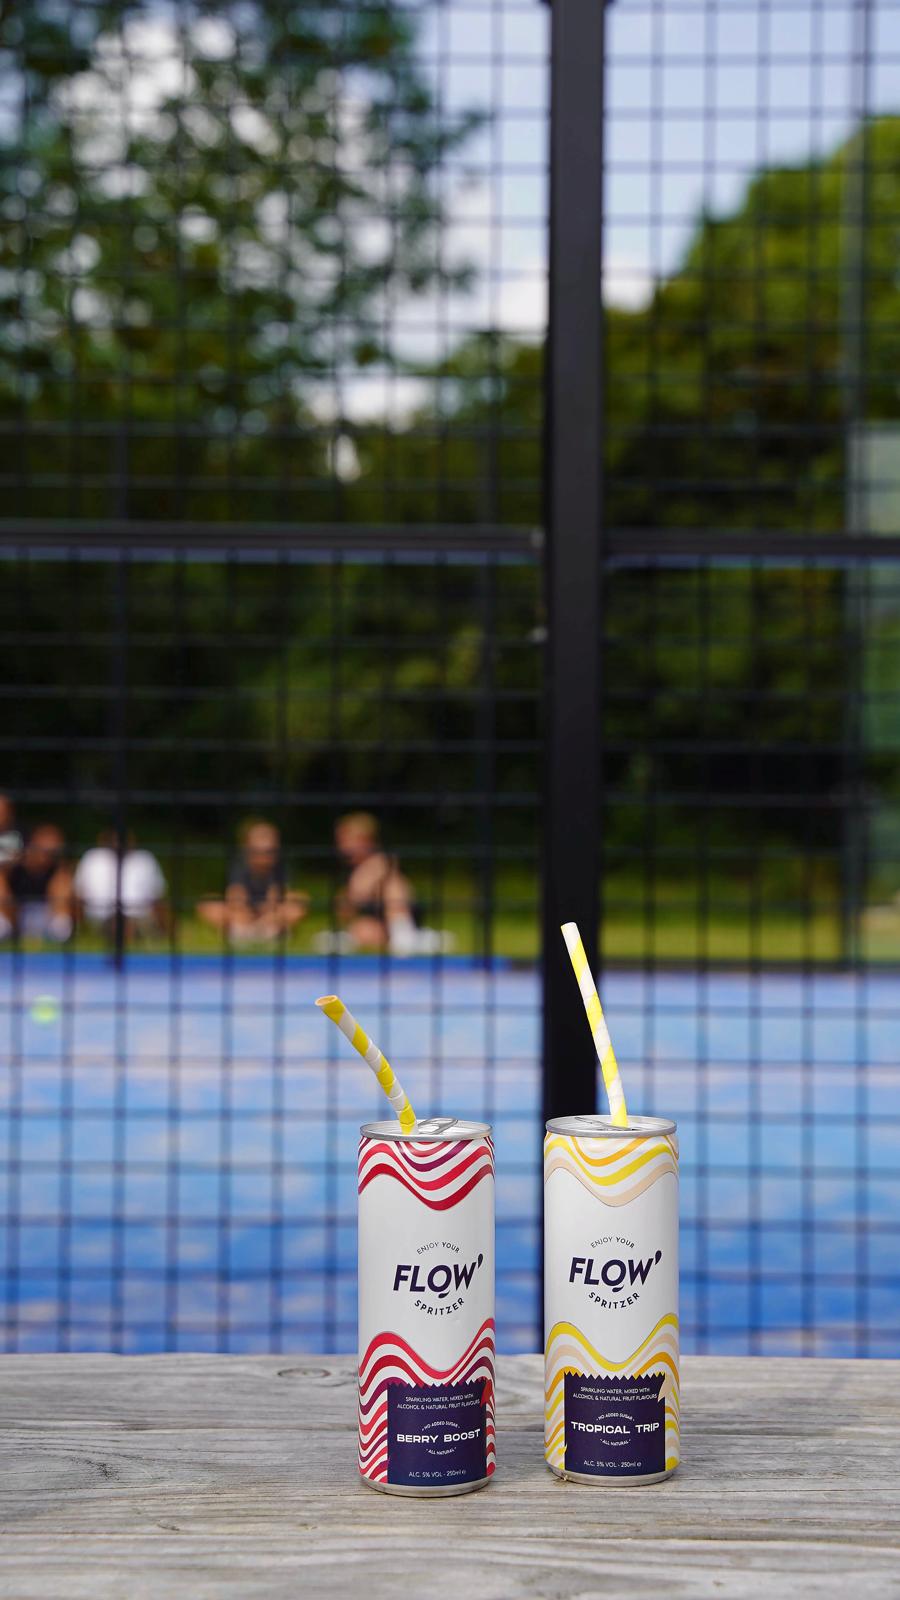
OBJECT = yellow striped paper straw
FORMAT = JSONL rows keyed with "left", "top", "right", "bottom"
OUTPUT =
{"left": 560, "top": 922, "right": 629, "bottom": 1127}
{"left": 315, "top": 994, "right": 416, "bottom": 1132}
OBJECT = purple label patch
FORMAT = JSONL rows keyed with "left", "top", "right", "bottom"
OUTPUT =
{"left": 387, "top": 1380, "right": 487, "bottom": 1488}
{"left": 564, "top": 1372, "right": 666, "bottom": 1478}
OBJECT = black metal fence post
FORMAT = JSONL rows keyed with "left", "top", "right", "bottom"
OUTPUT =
{"left": 542, "top": 0, "right": 609, "bottom": 1126}
{"left": 840, "top": 0, "right": 874, "bottom": 967}
{"left": 111, "top": 550, "right": 129, "bottom": 971}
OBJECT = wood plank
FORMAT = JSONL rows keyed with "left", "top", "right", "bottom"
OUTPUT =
{"left": 0, "top": 1355, "right": 898, "bottom": 1599}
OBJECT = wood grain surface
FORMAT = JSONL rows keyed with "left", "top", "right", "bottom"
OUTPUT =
{"left": 1, "top": 1354, "right": 898, "bottom": 1598}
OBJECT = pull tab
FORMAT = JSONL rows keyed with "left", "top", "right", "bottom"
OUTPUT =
{"left": 414, "top": 1116, "right": 458, "bottom": 1135}
{"left": 576, "top": 1115, "right": 617, "bottom": 1134}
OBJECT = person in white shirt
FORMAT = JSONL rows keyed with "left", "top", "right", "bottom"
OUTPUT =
{"left": 74, "top": 832, "right": 168, "bottom": 939}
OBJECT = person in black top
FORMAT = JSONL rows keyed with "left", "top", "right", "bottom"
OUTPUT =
{"left": 197, "top": 820, "right": 308, "bottom": 944}
{"left": 0, "top": 822, "right": 74, "bottom": 943}
{"left": 334, "top": 812, "right": 419, "bottom": 952}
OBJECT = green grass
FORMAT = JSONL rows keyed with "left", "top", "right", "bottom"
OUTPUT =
{"left": 8, "top": 867, "right": 899, "bottom": 963}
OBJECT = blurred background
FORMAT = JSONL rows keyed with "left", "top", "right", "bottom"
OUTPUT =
{"left": 0, "top": 0, "right": 898, "bottom": 1356}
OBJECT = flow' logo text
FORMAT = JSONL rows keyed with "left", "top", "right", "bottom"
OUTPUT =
{"left": 569, "top": 1250, "right": 663, "bottom": 1295}
{"left": 393, "top": 1255, "right": 484, "bottom": 1298}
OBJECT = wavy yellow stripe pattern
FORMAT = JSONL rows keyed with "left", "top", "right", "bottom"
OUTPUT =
{"left": 544, "top": 1132, "right": 678, "bottom": 1207}
{"left": 544, "top": 1315, "right": 680, "bottom": 1474}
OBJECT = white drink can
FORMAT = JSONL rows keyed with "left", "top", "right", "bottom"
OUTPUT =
{"left": 544, "top": 1114, "right": 679, "bottom": 1484}
{"left": 357, "top": 1117, "right": 495, "bottom": 1496}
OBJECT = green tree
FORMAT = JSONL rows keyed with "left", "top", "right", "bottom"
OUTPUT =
{"left": 347, "top": 119, "right": 900, "bottom": 893}
{"left": 595, "top": 118, "right": 900, "bottom": 889}
{"left": 0, "top": 0, "right": 478, "bottom": 521}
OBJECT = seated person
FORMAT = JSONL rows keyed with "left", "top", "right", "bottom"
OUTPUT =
{"left": 197, "top": 820, "right": 308, "bottom": 944}
{"left": 0, "top": 793, "right": 22, "bottom": 867}
{"left": 74, "top": 831, "right": 168, "bottom": 940}
{"left": 0, "top": 823, "right": 74, "bottom": 943}
{"left": 333, "top": 812, "right": 420, "bottom": 953}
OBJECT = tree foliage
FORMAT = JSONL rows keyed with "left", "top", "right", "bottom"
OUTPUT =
{"left": 0, "top": 0, "right": 479, "bottom": 519}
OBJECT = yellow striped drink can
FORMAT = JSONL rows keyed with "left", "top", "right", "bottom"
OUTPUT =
{"left": 544, "top": 1115, "right": 679, "bottom": 1484}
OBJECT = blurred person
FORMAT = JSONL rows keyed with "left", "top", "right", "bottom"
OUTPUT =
{"left": 333, "top": 812, "right": 423, "bottom": 954}
{"left": 0, "top": 794, "right": 22, "bottom": 866}
{"left": 0, "top": 823, "right": 74, "bottom": 943}
{"left": 74, "top": 831, "right": 168, "bottom": 941}
{"left": 197, "top": 820, "right": 308, "bottom": 944}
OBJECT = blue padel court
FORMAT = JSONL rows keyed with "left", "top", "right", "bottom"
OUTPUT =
{"left": 1, "top": 954, "right": 898, "bottom": 1356}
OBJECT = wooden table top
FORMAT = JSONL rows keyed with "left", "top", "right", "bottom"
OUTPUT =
{"left": 1, "top": 1353, "right": 898, "bottom": 1598}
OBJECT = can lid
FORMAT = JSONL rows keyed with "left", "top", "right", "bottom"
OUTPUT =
{"left": 545, "top": 1113, "right": 677, "bottom": 1139}
{"left": 361, "top": 1116, "right": 492, "bottom": 1142}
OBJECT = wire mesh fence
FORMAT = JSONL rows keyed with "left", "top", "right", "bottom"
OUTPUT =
{"left": 1, "top": 0, "right": 899, "bottom": 1357}
{"left": 599, "top": 559, "right": 900, "bottom": 1355}
{"left": 597, "top": 0, "right": 900, "bottom": 1356}
{"left": 0, "top": 539, "right": 543, "bottom": 1351}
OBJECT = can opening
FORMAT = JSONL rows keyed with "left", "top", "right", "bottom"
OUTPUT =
{"left": 361, "top": 1116, "right": 491, "bottom": 1141}
{"left": 545, "top": 1113, "right": 677, "bottom": 1138}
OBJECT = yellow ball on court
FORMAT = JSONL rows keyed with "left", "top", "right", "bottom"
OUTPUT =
{"left": 30, "top": 995, "right": 60, "bottom": 1025}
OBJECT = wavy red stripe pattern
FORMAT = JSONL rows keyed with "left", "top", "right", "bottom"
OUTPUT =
{"left": 358, "top": 1134, "right": 494, "bottom": 1210}
{"left": 358, "top": 1319, "right": 496, "bottom": 1485}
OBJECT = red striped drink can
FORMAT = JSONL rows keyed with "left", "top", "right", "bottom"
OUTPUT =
{"left": 544, "top": 1115, "right": 679, "bottom": 1483}
{"left": 357, "top": 1117, "right": 495, "bottom": 1496}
